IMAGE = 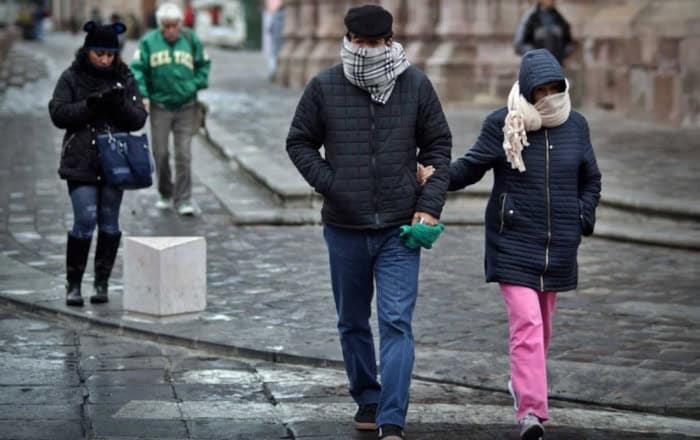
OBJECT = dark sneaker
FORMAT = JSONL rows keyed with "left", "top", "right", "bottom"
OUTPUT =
{"left": 519, "top": 412, "right": 544, "bottom": 440}
{"left": 354, "top": 403, "right": 377, "bottom": 431}
{"left": 378, "top": 424, "right": 405, "bottom": 439}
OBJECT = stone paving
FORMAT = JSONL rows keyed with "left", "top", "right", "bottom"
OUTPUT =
{"left": 0, "top": 34, "right": 699, "bottom": 437}
{"left": 2, "top": 305, "right": 699, "bottom": 440}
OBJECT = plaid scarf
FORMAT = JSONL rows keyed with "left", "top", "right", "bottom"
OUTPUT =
{"left": 341, "top": 37, "right": 410, "bottom": 105}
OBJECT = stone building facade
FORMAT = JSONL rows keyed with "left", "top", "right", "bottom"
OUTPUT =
{"left": 275, "top": 0, "right": 700, "bottom": 127}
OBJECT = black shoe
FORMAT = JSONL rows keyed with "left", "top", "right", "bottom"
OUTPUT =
{"left": 65, "top": 233, "right": 92, "bottom": 307}
{"left": 354, "top": 403, "right": 378, "bottom": 431}
{"left": 378, "top": 424, "right": 405, "bottom": 439}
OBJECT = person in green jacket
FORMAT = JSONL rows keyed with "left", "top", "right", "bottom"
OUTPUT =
{"left": 130, "top": 2, "right": 211, "bottom": 216}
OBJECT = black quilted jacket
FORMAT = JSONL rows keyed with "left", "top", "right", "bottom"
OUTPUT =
{"left": 449, "top": 50, "right": 602, "bottom": 292}
{"left": 287, "top": 64, "right": 452, "bottom": 229}
{"left": 49, "top": 53, "right": 147, "bottom": 183}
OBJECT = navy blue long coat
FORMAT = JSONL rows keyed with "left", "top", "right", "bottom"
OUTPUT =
{"left": 449, "top": 50, "right": 602, "bottom": 292}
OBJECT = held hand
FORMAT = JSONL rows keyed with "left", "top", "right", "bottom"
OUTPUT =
{"left": 101, "top": 84, "right": 126, "bottom": 108}
{"left": 412, "top": 212, "right": 439, "bottom": 226}
{"left": 417, "top": 163, "right": 435, "bottom": 186}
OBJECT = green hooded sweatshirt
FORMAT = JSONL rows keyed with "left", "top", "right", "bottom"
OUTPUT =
{"left": 130, "top": 28, "right": 211, "bottom": 110}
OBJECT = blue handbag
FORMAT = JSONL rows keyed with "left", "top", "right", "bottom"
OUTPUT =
{"left": 96, "top": 130, "right": 153, "bottom": 190}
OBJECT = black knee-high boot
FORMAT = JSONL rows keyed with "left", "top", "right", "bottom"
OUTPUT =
{"left": 91, "top": 231, "right": 122, "bottom": 304}
{"left": 66, "top": 233, "right": 92, "bottom": 306}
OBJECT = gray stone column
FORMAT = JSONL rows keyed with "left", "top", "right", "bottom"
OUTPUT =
{"left": 379, "top": 0, "right": 406, "bottom": 39}
{"left": 288, "top": 1, "right": 318, "bottom": 88}
{"left": 403, "top": 0, "right": 439, "bottom": 70}
{"left": 425, "top": 0, "right": 477, "bottom": 102}
{"left": 274, "top": 0, "right": 301, "bottom": 86}
{"left": 305, "top": 0, "right": 350, "bottom": 85}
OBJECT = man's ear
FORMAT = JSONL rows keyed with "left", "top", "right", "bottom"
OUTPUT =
{"left": 385, "top": 37, "right": 393, "bottom": 47}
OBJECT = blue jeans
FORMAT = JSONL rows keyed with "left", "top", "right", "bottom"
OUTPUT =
{"left": 323, "top": 224, "right": 421, "bottom": 428}
{"left": 67, "top": 182, "right": 123, "bottom": 239}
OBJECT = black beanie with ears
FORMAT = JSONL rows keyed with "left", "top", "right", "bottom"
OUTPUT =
{"left": 83, "top": 21, "right": 126, "bottom": 52}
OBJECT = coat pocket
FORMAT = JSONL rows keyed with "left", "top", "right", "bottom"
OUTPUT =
{"left": 61, "top": 133, "right": 77, "bottom": 157}
{"left": 498, "top": 193, "right": 516, "bottom": 233}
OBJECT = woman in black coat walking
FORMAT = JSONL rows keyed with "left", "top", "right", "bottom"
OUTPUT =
{"left": 49, "top": 21, "right": 147, "bottom": 306}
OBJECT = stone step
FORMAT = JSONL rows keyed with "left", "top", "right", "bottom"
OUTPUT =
{"left": 202, "top": 119, "right": 700, "bottom": 249}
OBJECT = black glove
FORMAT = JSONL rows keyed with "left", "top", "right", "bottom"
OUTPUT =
{"left": 101, "top": 83, "right": 126, "bottom": 109}
{"left": 86, "top": 83, "right": 125, "bottom": 111}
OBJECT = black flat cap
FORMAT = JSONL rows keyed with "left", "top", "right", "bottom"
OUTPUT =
{"left": 344, "top": 5, "right": 393, "bottom": 38}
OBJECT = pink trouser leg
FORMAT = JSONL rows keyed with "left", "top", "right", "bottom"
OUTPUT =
{"left": 539, "top": 289, "right": 557, "bottom": 354}
{"left": 500, "top": 283, "right": 557, "bottom": 422}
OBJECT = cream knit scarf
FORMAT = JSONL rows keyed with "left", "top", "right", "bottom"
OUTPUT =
{"left": 503, "top": 79, "right": 571, "bottom": 172}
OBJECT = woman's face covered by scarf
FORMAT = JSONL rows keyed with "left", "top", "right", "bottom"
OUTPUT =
{"left": 532, "top": 80, "right": 565, "bottom": 103}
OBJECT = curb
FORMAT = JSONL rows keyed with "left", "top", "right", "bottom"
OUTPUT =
{"left": 203, "top": 121, "right": 700, "bottom": 220}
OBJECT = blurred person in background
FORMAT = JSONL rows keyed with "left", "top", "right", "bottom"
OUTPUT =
{"left": 513, "top": 0, "right": 575, "bottom": 65}
{"left": 183, "top": 0, "right": 195, "bottom": 28}
{"left": 48, "top": 21, "right": 148, "bottom": 307}
{"left": 263, "top": 0, "right": 285, "bottom": 79}
{"left": 130, "top": 2, "right": 211, "bottom": 216}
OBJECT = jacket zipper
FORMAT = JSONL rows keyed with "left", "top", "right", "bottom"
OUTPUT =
{"left": 499, "top": 193, "right": 508, "bottom": 234}
{"left": 369, "top": 102, "right": 379, "bottom": 226}
{"left": 541, "top": 129, "right": 552, "bottom": 291}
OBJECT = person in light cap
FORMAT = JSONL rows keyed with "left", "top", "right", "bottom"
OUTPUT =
{"left": 130, "top": 2, "right": 211, "bottom": 216}
{"left": 286, "top": 4, "right": 452, "bottom": 439}
{"left": 423, "top": 49, "right": 601, "bottom": 440}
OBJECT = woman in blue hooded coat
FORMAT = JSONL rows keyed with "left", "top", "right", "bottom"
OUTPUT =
{"left": 445, "top": 49, "right": 601, "bottom": 439}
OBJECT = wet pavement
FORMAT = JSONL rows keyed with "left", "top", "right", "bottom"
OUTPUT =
{"left": 0, "top": 33, "right": 699, "bottom": 438}
{"left": 1, "top": 305, "right": 699, "bottom": 440}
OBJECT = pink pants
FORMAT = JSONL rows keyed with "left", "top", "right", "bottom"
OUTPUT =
{"left": 500, "top": 283, "right": 557, "bottom": 422}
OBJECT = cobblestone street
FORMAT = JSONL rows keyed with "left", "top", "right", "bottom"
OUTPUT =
{"left": 0, "top": 34, "right": 698, "bottom": 439}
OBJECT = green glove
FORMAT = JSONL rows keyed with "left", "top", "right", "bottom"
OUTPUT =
{"left": 399, "top": 223, "right": 445, "bottom": 249}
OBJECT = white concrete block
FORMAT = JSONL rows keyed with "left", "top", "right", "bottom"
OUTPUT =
{"left": 123, "top": 236, "right": 207, "bottom": 316}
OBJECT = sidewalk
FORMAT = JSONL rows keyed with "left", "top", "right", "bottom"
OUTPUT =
{"left": 4, "top": 305, "right": 698, "bottom": 439}
{"left": 0, "top": 34, "right": 699, "bottom": 431}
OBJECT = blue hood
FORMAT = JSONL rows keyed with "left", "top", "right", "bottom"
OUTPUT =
{"left": 518, "top": 49, "right": 565, "bottom": 103}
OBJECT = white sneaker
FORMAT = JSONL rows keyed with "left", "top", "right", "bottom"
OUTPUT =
{"left": 519, "top": 412, "right": 544, "bottom": 440}
{"left": 177, "top": 201, "right": 196, "bottom": 216}
{"left": 155, "top": 196, "right": 172, "bottom": 210}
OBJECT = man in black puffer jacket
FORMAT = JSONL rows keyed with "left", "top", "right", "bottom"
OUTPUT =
{"left": 286, "top": 5, "right": 451, "bottom": 440}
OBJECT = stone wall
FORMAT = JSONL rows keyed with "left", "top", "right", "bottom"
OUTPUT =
{"left": 275, "top": 0, "right": 700, "bottom": 127}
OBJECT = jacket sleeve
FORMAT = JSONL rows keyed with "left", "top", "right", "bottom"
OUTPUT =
{"left": 129, "top": 39, "right": 151, "bottom": 98}
{"left": 114, "top": 75, "right": 148, "bottom": 131}
{"left": 286, "top": 77, "right": 334, "bottom": 195}
{"left": 449, "top": 115, "right": 503, "bottom": 191}
{"left": 560, "top": 13, "right": 576, "bottom": 58}
{"left": 415, "top": 76, "right": 452, "bottom": 219}
{"left": 578, "top": 119, "right": 602, "bottom": 236}
{"left": 191, "top": 31, "right": 211, "bottom": 91}
{"left": 513, "top": 7, "right": 536, "bottom": 56}
{"left": 48, "top": 71, "right": 93, "bottom": 129}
